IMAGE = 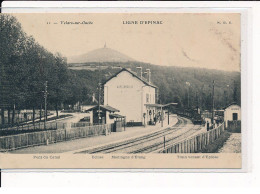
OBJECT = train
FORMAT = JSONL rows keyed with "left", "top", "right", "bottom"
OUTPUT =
{"left": 173, "top": 108, "right": 204, "bottom": 125}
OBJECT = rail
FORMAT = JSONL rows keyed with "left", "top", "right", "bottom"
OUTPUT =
{"left": 159, "top": 123, "right": 224, "bottom": 153}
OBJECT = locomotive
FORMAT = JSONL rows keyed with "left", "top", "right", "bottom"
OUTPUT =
{"left": 174, "top": 108, "right": 204, "bottom": 125}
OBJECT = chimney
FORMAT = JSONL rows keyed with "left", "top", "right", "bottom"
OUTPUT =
{"left": 146, "top": 69, "right": 151, "bottom": 84}
{"left": 136, "top": 67, "right": 143, "bottom": 79}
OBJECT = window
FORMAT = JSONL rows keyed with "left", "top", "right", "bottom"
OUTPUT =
{"left": 146, "top": 94, "right": 149, "bottom": 103}
{"left": 232, "top": 113, "right": 238, "bottom": 121}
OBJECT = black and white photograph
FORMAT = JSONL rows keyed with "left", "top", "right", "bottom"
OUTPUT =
{"left": 0, "top": 13, "right": 242, "bottom": 169}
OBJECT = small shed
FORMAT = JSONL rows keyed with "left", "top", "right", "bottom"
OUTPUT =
{"left": 85, "top": 105, "right": 121, "bottom": 125}
{"left": 224, "top": 103, "right": 241, "bottom": 131}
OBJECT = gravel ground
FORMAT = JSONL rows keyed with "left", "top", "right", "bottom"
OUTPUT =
{"left": 218, "top": 133, "right": 241, "bottom": 153}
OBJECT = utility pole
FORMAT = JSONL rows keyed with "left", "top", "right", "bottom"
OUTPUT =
{"left": 44, "top": 81, "right": 48, "bottom": 130}
{"left": 161, "top": 104, "right": 163, "bottom": 127}
{"left": 188, "top": 88, "right": 190, "bottom": 108}
{"left": 226, "top": 84, "right": 230, "bottom": 106}
{"left": 168, "top": 108, "right": 170, "bottom": 125}
{"left": 186, "top": 82, "right": 191, "bottom": 108}
{"left": 98, "top": 83, "right": 101, "bottom": 125}
{"left": 164, "top": 136, "right": 166, "bottom": 149}
{"left": 196, "top": 92, "right": 199, "bottom": 113}
{"left": 97, "top": 59, "right": 102, "bottom": 125}
{"left": 40, "top": 103, "right": 42, "bottom": 122}
{"left": 211, "top": 80, "right": 215, "bottom": 127}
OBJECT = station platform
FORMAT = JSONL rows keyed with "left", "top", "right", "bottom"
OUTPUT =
{"left": 10, "top": 115, "right": 178, "bottom": 154}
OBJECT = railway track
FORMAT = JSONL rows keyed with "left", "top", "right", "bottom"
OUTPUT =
{"left": 130, "top": 125, "right": 201, "bottom": 153}
{"left": 77, "top": 116, "right": 201, "bottom": 154}
{"left": 77, "top": 117, "right": 185, "bottom": 154}
{"left": 98, "top": 118, "right": 190, "bottom": 154}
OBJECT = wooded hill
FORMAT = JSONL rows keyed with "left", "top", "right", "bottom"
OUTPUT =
{"left": 68, "top": 61, "right": 241, "bottom": 111}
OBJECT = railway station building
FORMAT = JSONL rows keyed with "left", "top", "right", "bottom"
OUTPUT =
{"left": 103, "top": 68, "right": 164, "bottom": 126}
{"left": 224, "top": 103, "right": 241, "bottom": 131}
{"left": 224, "top": 103, "right": 241, "bottom": 124}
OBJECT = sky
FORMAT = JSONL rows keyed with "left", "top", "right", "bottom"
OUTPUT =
{"left": 12, "top": 13, "right": 241, "bottom": 72}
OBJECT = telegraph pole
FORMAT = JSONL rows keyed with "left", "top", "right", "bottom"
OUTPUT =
{"left": 44, "top": 81, "right": 48, "bottom": 130}
{"left": 188, "top": 88, "right": 190, "bottom": 108}
{"left": 98, "top": 82, "right": 101, "bottom": 125}
{"left": 160, "top": 100, "right": 163, "bottom": 127}
{"left": 196, "top": 92, "right": 199, "bottom": 113}
{"left": 97, "top": 57, "right": 101, "bottom": 125}
{"left": 211, "top": 80, "right": 215, "bottom": 127}
{"left": 226, "top": 84, "right": 230, "bottom": 106}
{"left": 168, "top": 108, "right": 170, "bottom": 125}
{"left": 158, "top": 97, "right": 163, "bottom": 127}
{"left": 186, "top": 82, "right": 190, "bottom": 108}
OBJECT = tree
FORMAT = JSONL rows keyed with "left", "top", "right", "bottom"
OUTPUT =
{"left": 0, "top": 14, "right": 27, "bottom": 126}
{"left": 0, "top": 14, "right": 74, "bottom": 127}
{"left": 47, "top": 53, "right": 69, "bottom": 117}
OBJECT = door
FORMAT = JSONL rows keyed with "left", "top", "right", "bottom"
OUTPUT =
{"left": 232, "top": 113, "right": 238, "bottom": 121}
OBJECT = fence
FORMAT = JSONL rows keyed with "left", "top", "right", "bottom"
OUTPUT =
{"left": 160, "top": 123, "right": 225, "bottom": 153}
{"left": 227, "top": 120, "right": 241, "bottom": 133}
{"left": 0, "top": 123, "right": 113, "bottom": 152}
{"left": 71, "top": 122, "right": 92, "bottom": 128}
{"left": 1, "top": 122, "right": 66, "bottom": 131}
{"left": 0, "top": 112, "right": 53, "bottom": 129}
{"left": 1, "top": 121, "right": 93, "bottom": 132}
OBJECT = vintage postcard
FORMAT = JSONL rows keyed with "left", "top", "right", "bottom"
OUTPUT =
{"left": 0, "top": 12, "right": 244, "bottom": 169}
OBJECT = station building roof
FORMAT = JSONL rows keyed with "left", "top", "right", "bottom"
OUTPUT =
{"left": 103, "top": 68, "right": 157, "bottom": 88}
{"left": 224, "top": 102, "right": 240, "bottom": 110}
{"left": 85, "top": 105, "right": 120, "bottom": 112}
{"left": 109, "top": 113, "right": 125, "bottom": 119}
